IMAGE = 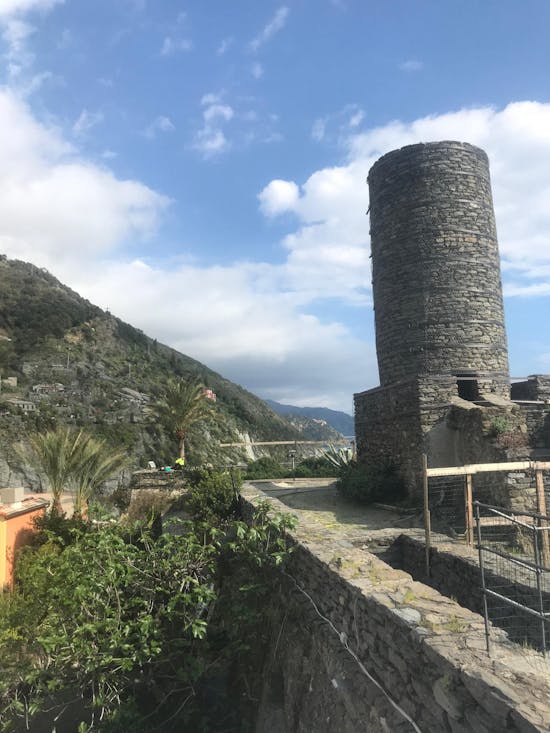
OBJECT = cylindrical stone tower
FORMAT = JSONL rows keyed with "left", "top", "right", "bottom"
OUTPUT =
{"left": 368, "top": 141, "right": 510, "bottom": 395}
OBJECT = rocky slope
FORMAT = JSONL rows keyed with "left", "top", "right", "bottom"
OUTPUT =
{"left": 0, "top": 256, "right": 307, "bottom": 487}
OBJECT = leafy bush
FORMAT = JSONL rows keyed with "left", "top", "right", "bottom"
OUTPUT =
{"left": 185, "top": 467, "right": 241, "bottom": 524}
{"left": 0, "top": 500, "right": 296, "bottom": 732}
{"left": 337, "top": 459, "right": 406, "bottom": 504}
{"left": 245, "top": 456, "right": 286, "bottom": 479}
{"left": 246, "top": 454, "right": 337, "bottom": 480}
{"left": 292, "top": 455, "right": 335, "bottom": 478}
{"left": 31, "top": 509, "right": 88, "bottom": 548}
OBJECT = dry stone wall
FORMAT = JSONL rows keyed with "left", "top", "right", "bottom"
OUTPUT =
{"left": 242, "top": 485, "right": 550, "bottom": 732}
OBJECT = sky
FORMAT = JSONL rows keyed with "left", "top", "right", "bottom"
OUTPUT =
{"left": 0, "top": 0, "right": 549, "bottom": 413}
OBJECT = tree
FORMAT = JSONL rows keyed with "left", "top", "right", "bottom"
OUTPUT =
{"left": 24, "top": 427, "right": 87, "bottom": 514}
{"left": 70, "top": 435, "right": 126, "bottom": 520}
{"left": 152, "top": 378, "right": 217, "bottom": 465}
{"left": 22, "top": 428, "right": 125, "bottom": 517}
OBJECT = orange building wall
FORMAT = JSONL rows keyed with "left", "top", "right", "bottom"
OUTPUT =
{"left": 0, "top": 506, "right": 46, "bottom": 588}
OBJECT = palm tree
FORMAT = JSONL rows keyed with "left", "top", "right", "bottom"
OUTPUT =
{"left": 152, "top": 378, "right": 217, "bottom": 465}
{"left": 25, "top": 428, "right": 87, "bottom": 515}
{"left": 24, "top": 427, "right": 125, "bottom": 518}
{"left": 70, "top": 435, "right": 126, "bottom": 520}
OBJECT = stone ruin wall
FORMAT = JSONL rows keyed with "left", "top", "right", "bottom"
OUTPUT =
{"left": 241, "top": 486, "right": 550, "bottom": 733}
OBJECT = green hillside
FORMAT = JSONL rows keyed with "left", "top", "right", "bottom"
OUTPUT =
{"left": 0, "top": 256, "right": 305, "bottom": 484}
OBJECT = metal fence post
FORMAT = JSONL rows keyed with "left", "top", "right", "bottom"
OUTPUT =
{"left": 532, "top": 518, "right": 547, "bottom": 657}
{"left": 474, "top": 501, "right": 491, "bottom": 655}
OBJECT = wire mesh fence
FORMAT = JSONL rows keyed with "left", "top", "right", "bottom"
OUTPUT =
{"left": 475, "top": 501, "right": 550, "bottom": 657}
{"left": 424, "top": 460, "right": 550, "bottom": 548}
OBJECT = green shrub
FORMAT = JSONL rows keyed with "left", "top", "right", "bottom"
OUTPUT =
{"left": 291, "top": 456, "right": 335, "bottom": 478}
{"left": 31, "top": 509, "right": 88, "bottom": 548}
{"left": 245, "top": 456, "right": 286, "bottom": 479}
{"left": 337, "top": 459, "right": 406, "bottom": 504}
{"left": 185, "top": 467, "right": 241, "bottom": 524}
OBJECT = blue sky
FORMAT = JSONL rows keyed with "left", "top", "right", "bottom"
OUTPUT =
{"left": 0, "top": 1, "right": 549, "bottom": 412}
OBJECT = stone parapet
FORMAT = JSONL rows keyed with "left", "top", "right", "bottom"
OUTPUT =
{"left": 242, "top": 484, "right": 550, "bottom": 732}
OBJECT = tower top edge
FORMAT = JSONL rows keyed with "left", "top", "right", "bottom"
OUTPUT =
{"left": 368, "top": 141, "right": 488, "bottom": 181}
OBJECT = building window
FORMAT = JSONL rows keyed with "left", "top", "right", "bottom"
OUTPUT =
{"left": 457, "top": 378, "right": 479, "bottom": 401}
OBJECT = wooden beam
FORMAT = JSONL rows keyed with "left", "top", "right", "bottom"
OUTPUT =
{"left": 426, "top": 461, "right": 550, "bottom": 477}
{"left": 422, "top": 454, "right": 431, "bottom": 578}
{"left": 219, "top": 440, "right": 351, "bottom": 447}
{"left": 465, "top": 474, "right": 474, "bottom": 547}
{"left": 535, "top": 469, "right": 550, "bottom": 568}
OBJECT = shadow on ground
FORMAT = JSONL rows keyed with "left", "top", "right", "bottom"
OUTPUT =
{"left": 249, "top": 479, "right": 423, "bottom": 534}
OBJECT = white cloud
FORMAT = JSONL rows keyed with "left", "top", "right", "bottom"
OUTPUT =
{"left": 0, "top": 89, "right": 168, "bottom": 268}
{"left": 72, "top": 108, "right": 103, "bottom": 137}
{"left": 2, "top": 16, "right": 34, "bottom": 76}
{"left": 311, "top": 117, "right": 326, "bottom": 142}
{"left": 310, "top": 104, "right": 365, "bottom": 144}
{"left": 0, "top": 0, "right": 62, "bottom": 17}
{"left": 258, "top": 179, "right": 299, "bottom": 217}
{"left": 217, "top": 36, "right": 233, "bottom": 55}
{"left": 203, "top": 104, "right": 233, "bottom": 123}
{"left": 193, "top": 95, "right": 234, "bottom": 157}
{"left": 349, "top": 109, "right": 364, "bottom": 127}
{"left": 200, "top": 92, "right": 221, "bottom": 106}
{"left": 249, "top": 6, "right": 289, "bottom": 53}
{"left": 144, "top": 115, "right": 175, "bottom": 139}
{"left": 399, "top": 59, "right": 424, "bottom": 72}
{"left": 251, "top": 61, "right": 264, "bottom": 79}
{"left": 160, "top": 36, "right": 192, "bottom": 56}
{"left": 0, "top": 0, "right": 63, "bottom": 86}
{"left": 72, "top": 259, "right": 371, "bottom": 411}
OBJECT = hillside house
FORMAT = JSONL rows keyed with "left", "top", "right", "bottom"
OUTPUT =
{"left": 7, "top": 399, "right": 36, "bottom": 413}
{"left": 0, "top": 488, "right": 48, "bottom": 589}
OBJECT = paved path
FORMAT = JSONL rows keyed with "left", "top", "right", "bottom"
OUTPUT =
{"left": 249, "top": 479, "right": 421, "bottom": 541}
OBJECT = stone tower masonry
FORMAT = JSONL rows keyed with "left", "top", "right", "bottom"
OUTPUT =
{"left": 354, "top": 141, "right": 514, "bottom": 494}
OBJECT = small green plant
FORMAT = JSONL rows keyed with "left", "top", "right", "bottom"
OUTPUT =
{"left": 444, "top": 615, "right": 467, "bottom": 633}
{"left": 488, "top": 416, "right": 511, "bottom": 437}
{"left": 322, "top": 445, "right": 354, "bottom": 470}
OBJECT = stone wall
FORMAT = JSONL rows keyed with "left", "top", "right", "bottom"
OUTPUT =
{"left": 395, "top": 533, "right": 550, "bottom": 651}
{"left": 242, "top": 486, "right": 550, "bottom": 732}
{"left": 368, "top": 142, "right": 510, "bottom": 391}
{"left": 354, "top": 378, "right": 422, "bottom": 493}
{"left": 512, "top": 375, "right": 550, "bottom": 403}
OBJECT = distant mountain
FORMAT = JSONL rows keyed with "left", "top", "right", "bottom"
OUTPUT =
{"left": 264, "top": 399, "right": 354, "bottom": 437}
{"left": 0, "top": 256, "right": 308, "bottom": 485}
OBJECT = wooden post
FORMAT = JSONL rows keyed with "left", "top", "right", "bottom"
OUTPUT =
{"left": 463, "top": 474, "right": 474, "bottom": 546}
{"left": 535, "top": 469, "right": 550, "bottom": 568}
{"left": 422, "top": 453, "right": 431, "bottom": 578}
